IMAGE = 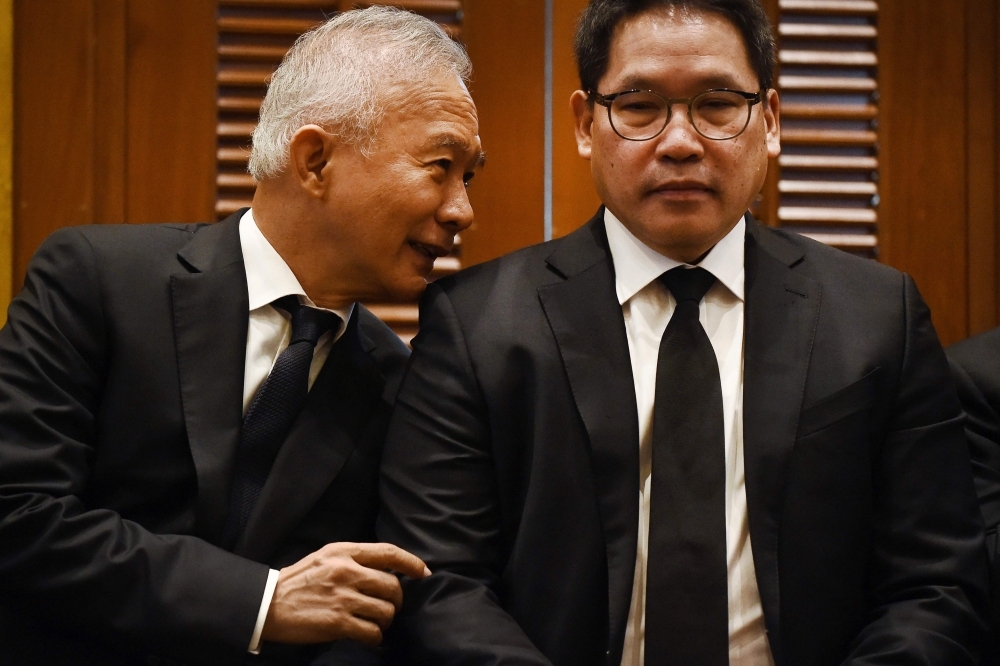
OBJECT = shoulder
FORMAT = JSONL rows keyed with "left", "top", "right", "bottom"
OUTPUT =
{"left": 36, "top": 223, "right": 210, "bottom": 274}
{"left": 356, "top": 305, "right": 411, "bottom": 400}
{"left": 431, "top": 227, "right": 592, "bottom": 314}
{"left": 756, "top": 225, "right": 911, "bottom": 316}
{"left": 759, "top": 224, "right": 901, "bottom": 284}
{"left": 948, "top": 327, "right": 1000, "bottom": 404}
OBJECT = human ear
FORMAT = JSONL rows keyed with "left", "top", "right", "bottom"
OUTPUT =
{"left": 570, "top": 90, "right": 595, "bottom": 160}
{"left": 763, "top": 89, "right": 781, "bottom": 159}
{"left": 287, "top": 125, "right": 335, "bottom": 198}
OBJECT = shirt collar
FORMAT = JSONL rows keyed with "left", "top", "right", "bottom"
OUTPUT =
{"left": 604, "top": 207, "right": 745, "bottom": 305}
{"left": 239, "top": 208, "right": 355, "bottom": 323}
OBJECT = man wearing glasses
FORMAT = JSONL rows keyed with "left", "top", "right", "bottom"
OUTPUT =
{"left": 378, "top": 0, "right": 989, "bottom": 664}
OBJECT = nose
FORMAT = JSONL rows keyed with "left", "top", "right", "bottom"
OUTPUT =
{"left": 654, "top": 103, "right": 705, "bottom": 162}
{"left": 438, "top": 179, "right": 475, "bottom": 234}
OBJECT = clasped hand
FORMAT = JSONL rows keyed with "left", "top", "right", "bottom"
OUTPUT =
{"left": 260, "top": 542, "right": 430, "bottom": 646}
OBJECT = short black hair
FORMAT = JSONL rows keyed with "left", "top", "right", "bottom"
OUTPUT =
{"left": 574, "top": 0, "right": 776, "bottom": 93}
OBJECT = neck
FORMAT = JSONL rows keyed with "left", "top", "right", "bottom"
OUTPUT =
{"left": 251, "top": 188, "right": 359, "bottom": 311}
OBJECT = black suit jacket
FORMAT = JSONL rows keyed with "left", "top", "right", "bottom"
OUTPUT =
{"left": 948, "top": 327, "right": 1000, "bottom": 665}
{"left": 378, "top": 211, "right": 989, "bottom": 666}
{"left": 0, "top": 212, "right": 409, "bottom": 666}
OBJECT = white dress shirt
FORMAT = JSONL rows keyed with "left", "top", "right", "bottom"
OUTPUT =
{"left": 605, "top": 209, "right": 774, "bottom": 666}
{"left": 239, "top": 208, "right": 354, "bottom": 653}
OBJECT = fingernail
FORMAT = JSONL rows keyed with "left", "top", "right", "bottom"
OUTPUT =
{"left": 423, "top": 566, "right": 432, "bottom": 577}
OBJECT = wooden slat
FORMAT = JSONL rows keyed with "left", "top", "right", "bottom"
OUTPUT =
{"left": 779, "top": 0, "right": 878, "bottom": 15}
{"left": 219, "top": 96, "right": 263, "bottom": 113}
{"left": 779, "top": 180, "right": 877, "bottom": 196}
{"left": 780, "top": 50, "right": 877, "bottom": 66}
{"left": 351, "top": 0, "right": 462, "bottom": 11}
{"left": 219, "top": 0, "right": 463, "bottom": 10}
{"left": 218, "top": 146, "right": 251, "bottom": 164}
{"left": 219, "top": 44, "right": 289, "bottom": 62}
{"left": 779, "top": 154, "right": 879, "bottom": 171}
{"left": 781, "top": 128, "right": 878, "bottom": 146}
{"left": 218, "top": 121, "right": 257, "bottom": 139}
{"left": 778, "top": 206, "right": 878, "bottom": 224}
{"left": 798, "top": 232, "right": 878, "bottom": 248}
{"left": 779, "top": 74, "right": 877, "bottom": 91}
{"left": 430, "top": 256, "right": 461, "bottom": 277}
{"left": 217, "top": 198, "right": 254, "bottom": 216}
{"left": 779, "top": 23, "right": 877, "bottom": 39}
{"left": 781, "top": 103, "right": 877, "bottom": 120}
{"left": 218, "top": 16, "right": 321, "bottom": 35}
{"left": 364, "top": 303, "right": 419, "bottom": 326}
{"left": 218, "top": 66, "right": 275, "bottom": 87}
{"left": 218, "top": 173, "right": 257, "bottom": 189}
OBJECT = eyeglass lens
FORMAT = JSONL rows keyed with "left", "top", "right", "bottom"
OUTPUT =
{"left": 610, "top": 90, "right": 753, "bottom": 141}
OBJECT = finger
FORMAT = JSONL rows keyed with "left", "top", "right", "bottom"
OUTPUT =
{"left": 347, "top": 591, "right": 397, "bottom": 629}
{"left": 338, "top": 616, "right": 384, "bottom": 647}
{"left": 355, "top": 569, "right": 404, "bottom": 609}
{"left": 351, "top": 543, "right": 430, "bottom": 579}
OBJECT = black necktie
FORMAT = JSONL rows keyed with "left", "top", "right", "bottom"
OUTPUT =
{"left": 221, "top": 295, "right": 341, "bottom": 550}
{"left": 645, "top": 266, "right": 728, "bottom": 666}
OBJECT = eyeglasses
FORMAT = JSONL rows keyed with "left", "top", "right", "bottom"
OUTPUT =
{"left": 590, "top": 88, "right": 763, "bottom": 142}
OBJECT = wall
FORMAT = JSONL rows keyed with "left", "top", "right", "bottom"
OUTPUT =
{"left": 12, "top": 0, "right": 217, "bottom": 294}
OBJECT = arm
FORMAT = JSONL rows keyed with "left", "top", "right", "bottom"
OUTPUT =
{"left": 0, "top": 229, "right": 270, "bottom": 665}
{"left": 949, "top": 357, "right": 1000, "bottom": 541}
{"left": 844, "top": 275, "right": 990, "bottom": 664}
{"left": 0, "top": 229, "right": 429, "bottom": 663}
{"left": 377, "top": 283, "right": 553, "bottom": 665}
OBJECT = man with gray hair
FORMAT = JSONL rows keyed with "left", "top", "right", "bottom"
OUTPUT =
{"left": 0, "top": 7, "right": 483, "bottom": 666}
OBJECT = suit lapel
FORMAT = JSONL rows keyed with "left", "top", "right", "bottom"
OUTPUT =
{"left": 742, "top": 216, "right": 821, "bottom": 663}
{"left": 236, "top": 311, "right": 386, "bottom": 561}
{"left": 170, "top": 212, "right": 249, "bottom": 544}
{"left": 537, "top": 214, "right": 640, "bottom": 665}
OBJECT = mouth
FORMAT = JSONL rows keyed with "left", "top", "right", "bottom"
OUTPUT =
{"left": 648, "top": 180, "right": 715, "bottom": 199}
{"left": 408, "top": 240, "right": 451, "bottom": 262}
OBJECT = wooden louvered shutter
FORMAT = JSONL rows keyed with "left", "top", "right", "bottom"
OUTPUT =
{"left": 216, "top": 0, "right": 464, "bottom": 343}
{"left": 760, "top": 0, "right": 879, "bottom": 258}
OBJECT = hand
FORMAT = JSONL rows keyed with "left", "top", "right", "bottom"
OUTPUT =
{"left": 260, "top": 542, "right": 430, "bottom": 646}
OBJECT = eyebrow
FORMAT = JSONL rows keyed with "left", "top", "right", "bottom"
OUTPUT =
{"left": 616, "top": 74, "right": 752, "bottom": 92}
{"left": 430, "top": 134, "right": 487, "bottom": 168}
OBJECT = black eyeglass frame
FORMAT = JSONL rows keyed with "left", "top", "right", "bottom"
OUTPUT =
{"left": 589, "top": 88, "right": 764, "bottom": 142}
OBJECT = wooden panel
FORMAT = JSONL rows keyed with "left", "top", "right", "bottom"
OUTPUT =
{"left": 552, "top": 0, "right": 602, "bottom": 239}
{"left": 461, "top": 0, "right": 546, "bottom": 264}
{"left": 14, "top": 0, "right": 96, "bottom": 292}
{"left": 0, "top": 0, "right": 10, "bottom": 325}
{"left": 879, "top": 0, "right": 968, "bottom": 344}
{"left": 967, "top": 0, "right": 999, "bottom": 334}
{"left": 772, "top": 0, "right": 880, "bottom": 259}
{"left": 93, "top": 0, "right": 126, "bottom": 224}
{"left": 126, "top": 1, "right": 218, "bottom": 223}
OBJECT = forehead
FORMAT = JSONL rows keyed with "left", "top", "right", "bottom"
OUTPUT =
{"left": 385, "top": 72, "right": 477, "bottom": 127}
{"left": 379, "top": 72, "right": 482, "bottom": 151}
{"left": 602, "top": 7, "right": 757, "bottom": 91}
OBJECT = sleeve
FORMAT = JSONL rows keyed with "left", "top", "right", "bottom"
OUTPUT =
{"left": 0, "top": 228, "right": 270, "bottom": 666}
{"left": 376, "top": 283, "right": 553, "bottom": 666}
{"left": 844, "top": 274, "right": 991, "bottom": 665}
{"left": 949, "top": 356, "right": 1000, "bottom": 539}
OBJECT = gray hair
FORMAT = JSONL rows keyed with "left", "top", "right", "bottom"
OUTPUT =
{"left": 248, "top": 6, "right": 472, "bottom": 180}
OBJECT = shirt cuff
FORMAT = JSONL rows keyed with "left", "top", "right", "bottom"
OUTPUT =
{"left": 248, "top": 568, "right": 280, "bottom": 654}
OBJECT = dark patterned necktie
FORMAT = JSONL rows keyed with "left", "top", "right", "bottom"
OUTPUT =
{"left": 644, "top": 266, "right": 729, "bottom": 666}
{"left": 221, "top": 295, "right": 341, "bottom": 550}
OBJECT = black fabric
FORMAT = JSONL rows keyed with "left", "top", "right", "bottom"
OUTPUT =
{"left": 377, "top": 210, "right": 989, "bottom": 666}
{"left": 0, "top": 212, "right": 410, "bottom": 666}
{"left": 222, "top": 297, "right": 341, "bottom": 550}
{"left": 646, "top": 267, "right": 727, "bottom": 665}
{"left": 948, "top": 328, "right": 1000, "bottom": 666}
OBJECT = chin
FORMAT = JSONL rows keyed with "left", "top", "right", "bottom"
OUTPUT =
{"left": 380, "top": 275, "right": 429, "bottom": 304}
